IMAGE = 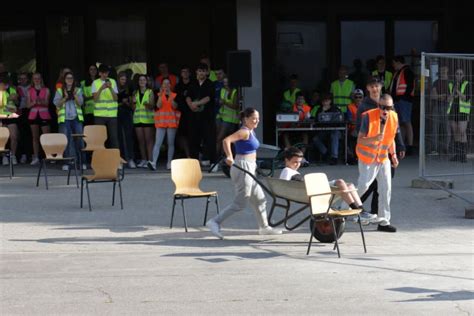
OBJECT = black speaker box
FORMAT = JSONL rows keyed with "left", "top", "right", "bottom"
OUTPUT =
{"left": 226, "top": 50, "right": 252, "bottom": 87}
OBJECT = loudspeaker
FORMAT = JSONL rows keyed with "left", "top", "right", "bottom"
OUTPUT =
{"left": 227, "top": 50, "right": 252, "bottom": 87}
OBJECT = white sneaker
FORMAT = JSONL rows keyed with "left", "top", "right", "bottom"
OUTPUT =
{"left": 259, "top": 226, "right": 283, "bottom": 235}
{"left": 128, "top": 160, "right": 137, "bottom": 169}
{"left": 206, "top": 219, "right": 224, "bottom": 239}
{"left": 147, "top": 161, "right": 156, "bottom": 171}
{"left": 82, "top": 164, "right": 87, "bottom": 170}
{"left": 200, "top": 160, "right": 210, "bottom": 167}
{"left": 166, "top": 162, "right": 171, "bottom": 170}
{"left": 2, "top": 156, "right": 8, "bottom": 166}
{"left": 62, "top": 164, "right": 69, "bottom": 171}
{"left": 137, "top": 160, "right": 147, "bottom": 168}
{"left": 20, "top": 154, "right": 27, "bottom": 164}
{"left": 30, "top": 157, "right": 40, "bottom": 166}
{"left": 11, "top": 156, "right": 18, "bottom": 165}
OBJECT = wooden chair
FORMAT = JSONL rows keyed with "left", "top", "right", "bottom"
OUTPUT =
{"left": 80, "top": 149, "right": 123, "bottom": 211}
{"left": 304, "top": 173, "right": 366, "bottom": 258}
{"left": 170, "top": 158, "right": 219, "bottom": 232}
{"left": 0, "top": 127, "right": 13, "bottom": 179}
{"left": 36, "top": 133, "right": 78, "bottom": 190}
{"left": 82, "top": 125, "right": 107, "bottom": 152}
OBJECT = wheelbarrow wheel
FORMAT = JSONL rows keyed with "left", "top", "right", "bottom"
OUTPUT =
{"left": 309, "top": 218, "right": 345, "bottom": 243}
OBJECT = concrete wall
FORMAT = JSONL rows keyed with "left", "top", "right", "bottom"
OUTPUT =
{"left": 236, "top": 0, "right": 263, "bottom": 140}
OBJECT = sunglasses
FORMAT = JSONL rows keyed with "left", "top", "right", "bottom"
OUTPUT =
{"left": 380, "top": 105, "right": 394, "bottom": 111}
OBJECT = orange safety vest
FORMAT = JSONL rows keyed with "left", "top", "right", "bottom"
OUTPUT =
{"left": 393, "top": 67, "right": 414, "bottom": 97}
{"left": 154, "top": 92, "right": 180, "bottom": 128}
{"left": 292, "top": 103, "right": 311, "bottom": 121}
{"left": 356, "top": 108, "right": 398, "bottom": 164}
{"left": 347, "top": 103, "right": 358, "bottom": 135}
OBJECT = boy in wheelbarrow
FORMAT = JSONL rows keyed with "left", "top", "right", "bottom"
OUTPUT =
{"left": 279, "top": 147, "right": 377, "bottom": 224}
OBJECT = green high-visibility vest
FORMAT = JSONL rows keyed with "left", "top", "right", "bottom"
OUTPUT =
{"left": 209, "top": 70, "right": 217, "bottom": 82}
{"left": 80, "top": 80, "right": 95, "bottom": 115}
{"left": 93, "top": 78, "right": 118, "bottom": 117}
{"left": 283, "top": 88, "right": 301, "bottom": 105}
{"left": 133, "top": 89, "right": 155, "bottom": 124}
{"left": 310, "top": 105, "right": 320, "bottom": 118}
{"left": 330, "top": 79, "right": 354, "bottom": 113}
{"left": 56, "top": 88, "right": 84, "bottom": 123}
{"left": 0, "top": 89, "right": 17, "bottom": 115}
{"left": 448, "top": 81, "right": 471, "bottom": 115}
{"left": 371, "top": 70, "right": 393, "bottom": 91}
{"left": 217, "top": 89, "right": 239, "bottom": 124}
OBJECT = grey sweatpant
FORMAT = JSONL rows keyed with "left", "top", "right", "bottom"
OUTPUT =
{"left": 213, "top": 158, "right": 269, "bottom": 228}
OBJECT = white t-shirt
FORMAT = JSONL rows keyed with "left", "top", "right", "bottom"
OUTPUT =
{"left": 279, "top": 167, "right": 300, "bottom": 180}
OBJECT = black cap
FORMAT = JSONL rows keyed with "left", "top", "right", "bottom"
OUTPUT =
{"left": 366, "top": 76, "right": 383, "bottom": 86}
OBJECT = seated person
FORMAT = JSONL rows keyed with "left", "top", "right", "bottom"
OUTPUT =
{"left": 309, "top": 90, "right": 321, "bottom": 117}
{"left": 282, "top": 92, "right": 311, "bottom": 165}
{"left": 346, "top": 89, "right": 364, "bottom": 164}
{"left": 312, "top": 93, "right": 342, "bottom": 165}
{"left": 279, "top": 147, "right": 376, "bottom": 221}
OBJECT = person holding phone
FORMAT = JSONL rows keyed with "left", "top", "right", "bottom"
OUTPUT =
{"left": 356, "top": 94, "right": 400, "bottom": 233}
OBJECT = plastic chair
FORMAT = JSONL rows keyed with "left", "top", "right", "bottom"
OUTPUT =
{"left": 304, "top": 173, "right": 366, "bottom": 258}
{"left": 0, "top": 127, "right": 13, "bottom": 179}
{"left": 80, "top": 149, "right": 123, "bottom": 211}
{"left": 170, "top": 159, "right": 219, "bottom": 232}
{"left": 36, "top": 133, "right": 78, "bottom": 189}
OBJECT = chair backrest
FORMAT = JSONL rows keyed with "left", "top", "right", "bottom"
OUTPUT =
{"left": 0, "top": 127, "right": 9, "bottom": 151}
{"left": 304, "top": 173, "right": 332, "bottom": 216}
{"left": 266, "top": 177, "right": 309, "bottom": 204}
{"left": 83, "top": 125, "right": 107, "bottom": 151}
{"left": 171, "top": 159, "right": 202, "bottom": 193}
{"left": 90, "top": 149, "right": 121, "bottom": 180}
{"left": 40, "top": 133, "right": 68, "bottom": 159}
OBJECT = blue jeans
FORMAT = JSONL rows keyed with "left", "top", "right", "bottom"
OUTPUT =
{"left": 313, "top": 130, "right": 341, "bottom": 159}
{"left": 59, "top": 119, "right": 86, "bottom": 163}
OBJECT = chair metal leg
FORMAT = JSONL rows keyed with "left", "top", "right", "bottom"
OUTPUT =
{"left": 67, "top": 163, "right": 71, "bottom": 185}
{"left": 112, "top": 182, "right": 116, "bottom": 206}
{"left": 36, "top": 160, "right": 43, "bottom": 187}
{"left": 72, "top": 159, "right": 78, "bottom": 188}
{"left": 170, "top": 197, "right": 176, "bottom": 229}
{"left": 43, "top": 160, "right": 49, "bottom": 190}
{"left": 80, "top": 178, "right": 84, "bottom": 208}
{"left": 181, "top": 199, "right": 188, "bottom": 232}
{"left": 215, "top": 194, "right": 220, "bottom": 214}
{"left": 85, "top": 181, "right": 92, "bottom": 211}
{"left": 203, "top": 197, "right": 210, "bottom": 226}
{"left": 9, "top": 152, "right": 12, "bottom": 179}
{"left": 331, "top": 218, "right": 341, "bottom": 258}
{"left": 307, "top": 218, "right": 317, "bottom": 255}
{"left": 118, "top": 179, "right": 123, "bottom": 210}
{"left": 357, "top": 215, "right": 367, "bottom": 253}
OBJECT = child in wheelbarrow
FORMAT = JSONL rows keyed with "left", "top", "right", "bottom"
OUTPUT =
{"left": 279, "top": 147, "right": 377, "bottom": 223}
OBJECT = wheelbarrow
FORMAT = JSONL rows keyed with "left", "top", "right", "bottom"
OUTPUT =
{"left": 231, "top": 163, "right": 345, "bottom": 243}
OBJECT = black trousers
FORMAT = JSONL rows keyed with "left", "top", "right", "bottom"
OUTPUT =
{"left": 94, "top": 117, "right": 119, "bottom": 149}
{"left": 17, "top": 108, "right": 32, "bottom": 158}
{"left": 117, "top": 108, "right": 135, "bottom": 161}
{"left": 188, "top": 111, "right": 216, "bottom": 163}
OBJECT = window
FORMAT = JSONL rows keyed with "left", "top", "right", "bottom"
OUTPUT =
{"left": 96, "top": 16, "right": 147, "bottom": 74}
{"left": 276, "top": 21, "right": 327, "bottom": 92}
{"left": 0, "top": 30, "right": 36, "bottom": 75}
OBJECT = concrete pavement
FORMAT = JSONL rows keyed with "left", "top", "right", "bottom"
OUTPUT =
{"left": 1, "top": 156, "right": 473, "bottom": 315}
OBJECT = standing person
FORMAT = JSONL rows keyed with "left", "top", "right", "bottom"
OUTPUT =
{"left": 447, "top": 68, "right": 471, "bottom": 162}
{"left": 117, "top": 72, "right": 136, "bottom": 168}
{"left": 206, "top": 108, "right": 283, "bottom": 239}
{"left": 331, "top": 65, "right": 355, "bottom": 114}
{"left": 282, "top": 74, "right": 301, "bottom": 105}
{"left": 154, "top": 62, "right": 178, "bottom": 91}
{"left": 356, "top": 94, "right": 400, "bottom": 232}
{"left": 372, "top": 55, "right": 393, "bottom": 93}
{"left": 16, "top": 72, "right": 32, "bottom": 163}
{"left": 356, "top": 77, "right": 405, "bottom": 216}
{"left": 200, "top": 55, "right": 217, "bottom": 82}
{"left": 347, "top": 89, "right": 365, "bottom": 164}
{"left": 213, "top": 68, "right": 226, "bottom": 115}
{"left": 0, "top": 78, "right": 19, "bottom": 165}
{"left": 175, "top": 66, "right": 193, "bottom": 158}
{"left": 80, "top": 64, "right": 98, "bottom": 126}
{"left": 147, "top": 78, "right": 179, "bottom": 170}
{"left": 133, "top": 74, "right": 155, "bottom": 168}
{"left": 349, "top": 58, "right": 368, "bottom": 90}
{"left": 430, "top": 65, "right": 450, "bottom": 154}
{"left": 53, "top": 72, "right": 86, "bottom": 170}
{"left": 55, "top": 66, "right": 72, "bottom": 90}
{"left": 27, "top": 72, "right": 51, "bottom": 165}
{"left": 92, "top": 64, "right": 119, "bottom": 148}
{"left": 390, "top": 56, "right": 415, "bottom": 155}
{"left": 216, "top": 77, "right": 239, "bottom": 158}
{"left": 186, "top": 63, "right": 216, "bottom": 166}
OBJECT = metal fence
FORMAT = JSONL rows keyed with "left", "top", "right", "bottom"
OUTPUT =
{"left": 419, "top": 53, "right": 474, "bottom": 204}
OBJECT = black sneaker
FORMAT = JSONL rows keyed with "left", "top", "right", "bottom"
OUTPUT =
{"left": 329, "top": 157, "right": 338, "bottom": 165}
{"left": 377, "top": 224, "right": 397, "bottom": 233}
